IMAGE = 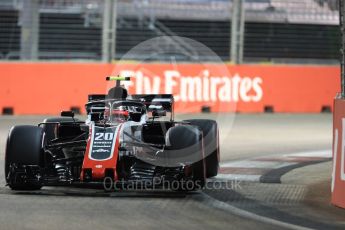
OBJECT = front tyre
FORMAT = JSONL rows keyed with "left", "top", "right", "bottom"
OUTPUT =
{"left": 184, "top": 119, "right": 219, "bottom": 178}
{"left": 165, "top": 126, "right": 206, "bottom": 191}
{"left": 5, "top": 126, "right": 44, "bottom": 190}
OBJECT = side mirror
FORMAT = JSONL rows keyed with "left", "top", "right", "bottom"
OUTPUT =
{"left": 61, "top": 111, "right": 75, "bottom": 118}
{"left": 152, "top": 109, "right": 166, "bottom": 117}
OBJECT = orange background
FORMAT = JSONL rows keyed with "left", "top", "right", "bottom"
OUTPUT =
{"left": 0, "top": 62, "right": 340, "bottom": 114}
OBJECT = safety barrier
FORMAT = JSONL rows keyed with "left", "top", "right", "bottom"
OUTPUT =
{"left": 0, "top": 62, "right": 339, "bottom": 114}
{"left": 332, "top": 98, "right": 345, "bottom": 208}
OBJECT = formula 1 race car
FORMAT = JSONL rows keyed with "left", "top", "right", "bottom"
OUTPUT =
{"left": 5, "top": 77, "right": 219, "bottom": 191}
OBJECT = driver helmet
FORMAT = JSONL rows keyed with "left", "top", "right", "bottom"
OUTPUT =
{"left": 104, "top": 106, "right": 129, "bottom": 122}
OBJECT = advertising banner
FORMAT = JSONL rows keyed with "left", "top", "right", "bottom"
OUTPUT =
{"left": 0, "top": 63, "right": 339, "bottom": 114}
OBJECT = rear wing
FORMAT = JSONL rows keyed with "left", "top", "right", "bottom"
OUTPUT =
{"left": 88, "top": 94, "right": 106, "bottom": 102}
{"left": 131, "top": 94, "right": 174, "bottom": 113}
{"left": 86, "top": 94, "right": 174, "bottom": 119}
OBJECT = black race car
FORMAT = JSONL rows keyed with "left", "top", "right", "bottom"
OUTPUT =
{"left": 5, "top": 77, "right": 219, "bottom": 191}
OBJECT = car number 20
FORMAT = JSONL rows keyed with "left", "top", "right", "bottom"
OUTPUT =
{"left": 95, "top": 133, "right": 114, "bottom": 141}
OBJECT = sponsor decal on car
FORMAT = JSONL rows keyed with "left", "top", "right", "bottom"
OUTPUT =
{"left": 89, "top": 125, "right": 119, "bottom": 160}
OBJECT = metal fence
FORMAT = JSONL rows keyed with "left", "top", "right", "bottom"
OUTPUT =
{"left": 0, "top": 0, "right": 341, "bottom": 63}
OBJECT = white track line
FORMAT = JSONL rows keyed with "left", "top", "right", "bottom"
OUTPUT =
{"left": 221, "top": 160, "right": 294, "bottom": 169}
{"left": 211, "top": 174, "right": 261, "bottom": 182}
{"left": 284, "top": 150, "right": 332, "bottom": 158}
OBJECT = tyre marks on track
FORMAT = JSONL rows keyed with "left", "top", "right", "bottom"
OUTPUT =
{"left": 211, "top": 150, "right": 332, "bottom": 183}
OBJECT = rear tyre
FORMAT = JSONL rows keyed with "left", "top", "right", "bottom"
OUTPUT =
{"left": 5, "top": 126, "right": 44, "bottom": 190}
{"left": 184, "top": 119, "right": 219, "bottom": 178}
{"left": 42, "top": 117, "right": 77, "bottom": 142}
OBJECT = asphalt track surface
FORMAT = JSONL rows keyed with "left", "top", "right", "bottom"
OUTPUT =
{"left": 0, "top": 114, "right": 336, "bottom": 230}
